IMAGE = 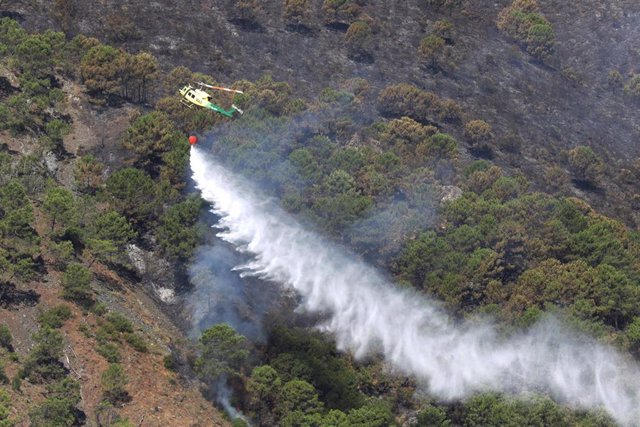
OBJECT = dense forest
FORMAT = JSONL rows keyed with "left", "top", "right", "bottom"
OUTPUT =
{"left": 1, "top": 0, "right": 640, "bottom": 425}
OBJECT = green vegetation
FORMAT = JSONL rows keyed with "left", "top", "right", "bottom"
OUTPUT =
{"left": 43, "top": 187, "right": 76, "bottom": 234}
{"left": 80, "top": 44, "right": 157, "bottom": 103}
{"left": 61, "top": 263, "right": 93, "bottom": 306}
{"left": 283, "top": 0, "right": 312, "bottom": 28}
{"left": 195, "top": 324, "right": 250, "bottom": 382}
{"left": 378, "top": 83, "right": 461, "bottom": 124}
{"left": 104, "top": 167, "right": 159, "bottom": 226}
{"left": 38, "top": 305, "right": 73, "bottom": 329}
{"left": 22, "top": 327, "right": 66, "bottom": 382}
{"left": 226, "top": 0, "right": 263, "bottom": 27}
{"left": 0, "top": 389, "right": 15, "bottom": 427}
{"left": 624, "top": 74, "right": 640, "bottom": 97}
{"left": 0, "top": 180, "right": 39, "bottom": 283}
{"left": 102, "top": 363, "right": 129, "bottom": 403}
{"left": 91, "top": 311, "right": 147, "bottom": 361}
{"left": 322, "top": 0, "right": 362, "bottom": 25}
{"left": 497, "top": 0, "right": 555, "bottom": 61}
{"left": 0, "top": 325, "right": 12, "bottom": 351}
{"left": 419, "top": 34, "right": 446, "bottom": 70}
{"left": 567, "top": 146, "right": 605, "bottom": 185}
{"left": 29, "top": 377, "right": 82, "bottom": 427}
{"left": 345, "top": 21, "right": 373, "bottom": 61}
{"left": 74, "top": 155, "right": 105, "bottom": 193}
{"left": 464, "top": 120, "right": 492, "bottom": 146}
{"left": 0, "top": 15, "right": 637, "bottom": 427}
{"left": 86, "top": 210, "right": 136, "bottom": 265}
{"left": 156, "top": 196, "right": 203, "bottom": 261}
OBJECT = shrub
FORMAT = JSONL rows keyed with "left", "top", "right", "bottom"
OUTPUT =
{"left": 163, "top": 353, "right": 178, "bottom": 371}
{"left": 97, "top": 342, "right": 121, "bottom": 363}
{"left": 61, "top": 263, "right": 93, "bottom": 306}
{"left": 322, "top": 0, "right": 361, "bottom": 25}
{"left": 101, "top": 363, "right": 128, "bottom": 403}
{"left": 525, "top": 21, "right": 555, "bottom": 60}
{"left": 464, "top": 119, "right": 492, "bottom": 146}
{"left": 418, "top": 34, "right": 447, "bottom": 69}
{"left": 0, "top": 18, "right": 26, "bottom": 52}
{"left": 48, "top": 240, "right": 74, "bottom": 269}
{"left": 224, "top": 0, "right": 262, "bottom": 28}
{"left": 543, "top": 165, "right": 570, "bottom": 194}
{"left": 124, "top": 333, "right": 147, "bottom": 353}
{"left": 345, "top": 21, "right": 373, "bottom": 60}
{"left": 24, "top": 327, "right": 66, "bottom": 382}
{"left": 567, "top": 146, "right": 605, "bottom": 185}
{"left": 497, "top": 0, "right": 555, "bottom": 61}
{"left": 437, "top": 98, "right": 462, "bottom": 122}
{"left": 624, "top": 74, "right": 640, "bottom": 97}
{"left": 106, "top": 312, "right": 134, "bottom": 333}
{"left": 0, "top": 389, "right": 14, "bottom": 425}
{"left": 626, "top": 317, "right": 640, "bottom": 352}
{"left": 52, "top": 0, "right": 77, "bottom": 34}
{"left": 73, "top": 155, "right": 105, "bottom": 194}
{"left": 607, "top": 70, "right": 623, "bottom": 88}
{"left": 496, "top": 132, "right": 523, "bottom": 153}
{"left": 425, "top": 133, "right": 458, "bottom": 158}
{"left": 12, "top": 375, "right": 21, "bottom": 391}
{"left": 0, "top": 362, "right": 8, "bottom": 384}
{"left": 103, "top": 14, "right": 139, "bottom": 43}
{"left": 283, "top": 0, "right": 311, "bottom": 27}
{"left": 433, "top": 19, "right": 454, "bottom": 41}
{"left": 378, "top": 83, "right": 462, "bottom": 125}
{"left": 0, "top": 325, "right": 12, "bottom": 351}
{"left": 426, "top": 0, "right": 463, "bottom": 10}
{"left": 380, "top": 116, "right": 433, "bottom": 147}
{"left": 38, "top": 305, "right": 73, "bottom": 329}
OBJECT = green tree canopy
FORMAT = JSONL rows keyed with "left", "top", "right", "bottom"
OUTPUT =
{"left": 195, "top": 324, "right": 250, "bottom": 381}
{"left": 277, "top": 379, "right": 323, "bottom": 419}
{"left": 43, "top": 186, "right": 76, "bottom": 233}
{"left": 61, "top": 263, "right": 93, "bottom": 306}
{"left": 80, "top": 44, "right": 124, "bottom": 96}
{"left": 156, "top": 196, "right": 202, "bottom": 261}
{"left": 121, "top": 111, "right": 182, "bottom": 173}
{"left": 104, "top": 168, "right": 158, "bottom": 225}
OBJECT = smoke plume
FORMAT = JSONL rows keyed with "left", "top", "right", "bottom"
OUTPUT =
{"left": 190, "top": 146, "right": 640, "bottom": 426}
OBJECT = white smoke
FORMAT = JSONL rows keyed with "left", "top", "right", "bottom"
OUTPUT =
{"left": 190, "top": 147, "right": 640, "bottom": 426}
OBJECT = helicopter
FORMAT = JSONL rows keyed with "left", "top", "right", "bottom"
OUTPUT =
{"left": 179, "top": 82, "right": 244, "bottom": 118}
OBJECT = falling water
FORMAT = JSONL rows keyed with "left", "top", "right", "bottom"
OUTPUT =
{"left": 190, "top": 147, "right": 640, "bottom": 426}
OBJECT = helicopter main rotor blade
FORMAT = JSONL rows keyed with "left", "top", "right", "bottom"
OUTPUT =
{"left": 196, "top": 82, "right": 244, "bottom": 94}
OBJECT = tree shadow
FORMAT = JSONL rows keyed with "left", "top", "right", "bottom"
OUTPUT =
{"left": 572, "top": 179, "right": 601, "bottom": 193}
{"left": 348, "top": 51, "right": 374, "bottom": 64}
{"left": 470, "top": 145, "right": 495, "bottom": 160}
{"left": 228, "top": 18, "right": 264, "bottom": 33}
{"left": 0, "top": 282, "right": 40, "bottom": 309}
{"left": 325, "top": 22, "right": 349, "bottom": 32}
{"left": 285, "top": 23, "right": 313, "bottom": 35}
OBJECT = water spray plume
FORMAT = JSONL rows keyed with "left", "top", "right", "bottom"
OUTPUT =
{"left": 190, "top": 147, "right": 640, "bottom": 426}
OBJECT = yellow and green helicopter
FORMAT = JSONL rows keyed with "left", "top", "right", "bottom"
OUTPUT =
{"left": 179, "top": 82, "right": 244, "bottom": 118}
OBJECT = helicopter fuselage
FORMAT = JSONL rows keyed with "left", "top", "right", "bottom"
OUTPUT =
{"left": 179, "top": 84, "right": 239, "bottom": 117}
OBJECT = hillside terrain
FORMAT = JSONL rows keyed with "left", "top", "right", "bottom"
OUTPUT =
{"left": 13, "top": 0, "right": 640, "bottom": 224}
{"left": 0, "top": 0, "right": 640, "bottom": 426}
